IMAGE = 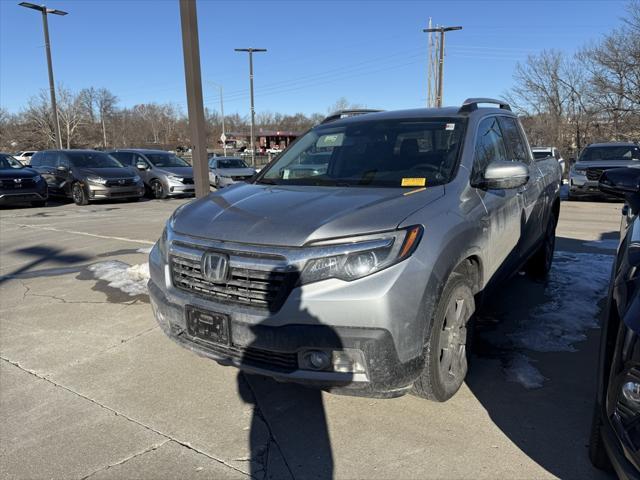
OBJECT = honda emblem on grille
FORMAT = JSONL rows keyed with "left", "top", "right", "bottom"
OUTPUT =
{"left": 118, "top": 179, "right": 126, "bottom": 185}
{"left": 201, "top": 252, "right": 229, "bottom": 283}
{"left": 13, "top": 178, "right": 22, "bottom": 183}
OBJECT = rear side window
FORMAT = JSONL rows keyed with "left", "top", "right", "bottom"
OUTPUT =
{"left": 472, "top": 117, "right": 509, "bottom": 179}
{"left": 499, "top": 116, "right": 530, "bottom": 163}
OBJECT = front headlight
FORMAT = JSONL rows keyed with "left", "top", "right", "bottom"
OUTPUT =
{"left": 86, "top": 175, "right": 107, "bottom": 185}
{"left": 167, "top": 175, "right": 183, "bottom": 183}
{"left": 32, "top": 175, "right": 42, "bottom": 183}
{"left": 132, "top": 175, "right": 141, "bottom": 183}
{"left": 300, "top": 226, "right": 423, "bottom": 284}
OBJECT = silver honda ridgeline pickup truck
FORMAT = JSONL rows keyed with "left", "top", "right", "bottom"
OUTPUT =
{"left": 149, "top": 99, "right": 561, "bottom": 401}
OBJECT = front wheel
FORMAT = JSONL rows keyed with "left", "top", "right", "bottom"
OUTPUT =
{"left": 72, "top": 183, "right": 89, "bottom": 206}
{"left": 589, "top": 403, "right": 612, "bottom": 470}
{"left": 412, "top": 273, "right": 475, "bottom": 402}
{"left": 150, "top": 179, "right": 167, "bottom": 199}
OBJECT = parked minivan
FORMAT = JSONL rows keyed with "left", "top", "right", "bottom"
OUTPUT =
{"left": 109, "top": 149, "right": 195, "bottom": 199}
{"left": 30, "top": 150, "right": 144, "bottom": 205}
{"left": 149, "top": 99, "right": 561, "bottom": 401}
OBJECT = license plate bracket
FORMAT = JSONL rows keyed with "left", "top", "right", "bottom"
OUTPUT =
{"left": 186, "top": 306, "right": 230, "bottom": 345}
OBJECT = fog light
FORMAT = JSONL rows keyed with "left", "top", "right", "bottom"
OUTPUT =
{"left": 332, "top": 349, "right": 366, "bottom": 374}
{"left": 302, "top": 350, "right": 331, "bottom": 370}
{"left": 622, "top": 381, "right": 640, "bottom": 405}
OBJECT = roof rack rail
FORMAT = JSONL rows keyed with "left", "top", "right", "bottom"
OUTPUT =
{"left": 458, "top": 98, "right": 511, "bottom": 114}
{"left": 321, "top": 109, "right": 383, "bottom": 124}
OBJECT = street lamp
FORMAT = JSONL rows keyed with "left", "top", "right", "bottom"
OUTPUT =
{"left": 209, "top": 81, "right": 227, "bottom": 156}
{"left": 19, "top": 2, "right": 67, "bottom": 149}
{"left": 234, "top": 48, "right": 267, "bottom": 166}
{"left": 422, "top": 25, "right": 462, "bottom": 107}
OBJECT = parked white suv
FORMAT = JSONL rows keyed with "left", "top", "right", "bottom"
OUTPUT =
{"left": 13, "top": 151, "right": 37, "bottom": 165}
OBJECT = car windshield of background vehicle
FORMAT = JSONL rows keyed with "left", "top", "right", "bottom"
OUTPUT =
{"left": 144, "top": 153, "right": 190, "bottom": 168}
{"left": 0, "top": 154, "right": 23, "bottom": 169}
{"left": 580, "top": 146, "right": 640, "bottom": 161}
{"left": 68, "top": 152, "right": 124, "bottom": 168}
{"left": 218, "top": 159, "right": 248, "bottom": 168}
{"left": 533, "top": 151, "right": 552, "bottom": 160}
{"left": 258, "top": 119, "right": 465, "bottom": 187}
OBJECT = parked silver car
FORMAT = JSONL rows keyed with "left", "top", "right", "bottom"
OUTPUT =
{"left": 569, "top": 142, "right": 640, "bottom": 200}
{"left": 149, "top": 99, "right": 561, "bottom": 401}
{"left": 109, "top": 149, "right": 195, "bottom": 199}
{"left": 532, "top": 146, "right": 565, "bottom": 176}
{"left": 208, "top": 157, "right": 256, "bottom": 188}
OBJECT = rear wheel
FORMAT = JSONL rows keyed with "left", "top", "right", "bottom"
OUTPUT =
{"left": 150, "top": 179, "right": 167, "bottom": 199}
{"left": 412, "top": 273, "right": 475, "bottom": 402}
{"left": 526, "top": 213, "right": 556, "bottom": 280}
{"left": 71, "top": 182, "right": 88, "bottom": 206}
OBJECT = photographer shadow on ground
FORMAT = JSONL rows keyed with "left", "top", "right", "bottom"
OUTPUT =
{"left": 237, "top": 268, "right": 352, "bottom": 480}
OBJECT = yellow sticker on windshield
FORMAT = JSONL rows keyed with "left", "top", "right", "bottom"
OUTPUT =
{"left": 401, "top": 178, "right": 426, "bottom": 187}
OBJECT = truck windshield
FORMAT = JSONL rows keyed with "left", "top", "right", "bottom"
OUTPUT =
{"left": 580, "top": 146, "right": 640, "bottom": 161}
{"left": 257, "top": 119, "right": 465, "bottom": 187}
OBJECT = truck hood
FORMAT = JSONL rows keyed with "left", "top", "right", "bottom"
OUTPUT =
{"left": 575, "top": 160, "right": 640, "bottom": 170}
{"left": 0, "top": 167, "right": 39, "bottom": 179}
{"left": 173, "top": 183, "right": 444, "bottom": 246}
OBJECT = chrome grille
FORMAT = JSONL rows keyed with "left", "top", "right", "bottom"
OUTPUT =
{"left": 170, "top": 250, "right": 294, "bottom": 310}
{"left": 105, "top": 178, "right": 136, "bottom": 187}
{"left": 1, "top": 178, "right": 36, "bottom": 190}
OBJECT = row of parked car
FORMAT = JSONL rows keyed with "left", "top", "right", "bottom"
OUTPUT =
{"left": 0, "top": 149, "right": 258, "bottom": 207}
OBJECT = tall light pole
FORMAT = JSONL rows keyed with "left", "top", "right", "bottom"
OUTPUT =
{"left": 234, "top": 48, "right": 266, "bottom": 166}
{"left": 422, "top": 25, "right": 462, "bottom": 107}
{"left": 179, "top": 0, "right": 209, "bottom": 198}
{"left": 19, "top": 2, "right": 67, "bottom": 149}
{"left": 209, "top": 81, "right": 227, "bottom": 156}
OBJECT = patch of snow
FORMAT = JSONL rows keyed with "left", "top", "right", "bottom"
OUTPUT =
{"left": 481, "top": 250, "right": 613, "bottom": 389}
{"left": 581, "top": 239, "right": 619, "bottom": 251}
{"left": 504, "top": 354, "right": 546, "bottom": 389}
{"left": 88, "top": 260, "right": 150, "bottom": 296}
{"left": 137, "top": 247, "right": 153, "bottom": 254}
{"left": 509, "top": 251, "right": 612, "bottom": 353}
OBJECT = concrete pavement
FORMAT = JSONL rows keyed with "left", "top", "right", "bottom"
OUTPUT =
{"left": 0, "top": 196, "right": 623, "bottom": 479}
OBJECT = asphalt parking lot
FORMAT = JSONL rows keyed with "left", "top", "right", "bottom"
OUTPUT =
{"left": 0, "top": 195, "right": 625, "bottom": 480}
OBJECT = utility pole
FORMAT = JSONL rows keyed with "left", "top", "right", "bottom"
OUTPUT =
{"left": 179, "top": 0, "right": 209, "bottom": 198}
{"left": 19, "top": 2, "right": 67, "bottom": 149}
{"left": 423, "top": 25, "right": 462, "bottom": 107}
{"left": 234, "top": 48, "right": 267, "bottom": 166}
{"left": 208, "top": 81, "right": 227, "bottom": 156}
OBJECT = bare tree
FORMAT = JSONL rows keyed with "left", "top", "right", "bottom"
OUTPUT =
{"left": 56, "top": 86, "right": 86, "bottom": 149}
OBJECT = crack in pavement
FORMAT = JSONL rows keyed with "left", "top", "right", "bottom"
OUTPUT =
{"left": 1, "top": 357, "right": 251, "bottom": 478}
{"left": 17, "top": 279, "right": 132, "bottom": 305}
{"left": 240, "top": 374, "right": 295, "bottom": 480}
{"left": 79, "top": 440, "right": 171, "bottom": 480}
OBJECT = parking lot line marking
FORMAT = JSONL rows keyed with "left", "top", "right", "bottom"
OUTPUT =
{"left": 4, "top": 222, "right": 155, "bottom": 245}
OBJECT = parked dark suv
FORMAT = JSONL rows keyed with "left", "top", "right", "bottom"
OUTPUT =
{"left": 30, "top": 150, "right": 144, "bottom": 205}
{"left": 0, "top": 153, "right": 48, "bottom": 207}
{"left": 590, "top": 167, "right": 640, "bottom": 479}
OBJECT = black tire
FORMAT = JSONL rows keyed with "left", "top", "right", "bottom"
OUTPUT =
{"left": 526, "top": 212, "right": 557, "bottom": 280}
{"left": 150, "top": 179, "right": 167, "bottom": 199}
{"left": 71, "top": 182, "right": 89, "bottom": 206}
{"left": 30, "top": 200, "right": 46, "bottom": 207}
{"left": 589, "top": 403, "right": 613, "bottom": 470}
{"left": 412, "top": 273, "right": 475, "bottom": 402}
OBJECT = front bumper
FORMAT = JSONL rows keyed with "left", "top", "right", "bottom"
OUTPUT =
{"left": 148, "top": 239, "right": 430, "bottom": 397}
{"left": 165, "top": 180, "right": 195, "bottom": 196}
{"left": 87, "top": 183, "right": 145, "bottom": 200}
{"left": 0, "top": 189, "right": 47, "bottom": 204}
{"left": 569, "top": 175, "right": 618, "bottom": 198}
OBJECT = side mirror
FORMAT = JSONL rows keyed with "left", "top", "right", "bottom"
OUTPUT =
{"left": 599, "top": 167, "right": 640, "bottom": 197}
{"left": 56, "top": 165, "right": 68, "bottom": 172}
{"left": 476, "top": 161, "right": 529, "bottom": 190}
{"left": 136, "top": 162, "right": 147, "bottom": 170}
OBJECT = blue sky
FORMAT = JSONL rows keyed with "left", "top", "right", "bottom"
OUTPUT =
{"left": 0, "top": 0, "right": 629, "bottom": 117}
